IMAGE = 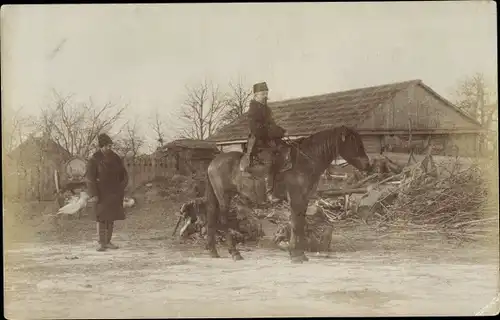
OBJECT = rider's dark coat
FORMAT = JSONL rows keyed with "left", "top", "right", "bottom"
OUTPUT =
{"left": 86, "top": 149, "right": 129, "bottom": 222}
{"left": 247, "top": 99, "right": 285, "bottom": 142}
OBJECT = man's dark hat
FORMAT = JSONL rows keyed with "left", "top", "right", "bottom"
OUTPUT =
{"left": 98, "top": 133, "right": 113, "bottom": 148}
{"left": 253, "top": 82, "right": 269, "bottom": 93}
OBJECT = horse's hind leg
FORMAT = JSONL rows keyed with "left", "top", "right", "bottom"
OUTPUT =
{"left": 226, "top": 209, "right": 244, "bottom": 261}
{"left": 206, "top": 176, "right": 221, "bottom": 258}
{"left": 206, "top": 200, "right": 220, "bottom": 258}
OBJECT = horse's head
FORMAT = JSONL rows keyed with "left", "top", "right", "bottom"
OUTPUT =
{"left": 176, "top": 199, "right": 207, "bottom": 239}
{"left": 337, "top": 126, "right": 372, "bottom": 173}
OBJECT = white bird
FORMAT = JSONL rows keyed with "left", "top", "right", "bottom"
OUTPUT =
{"left": 123, "top": 198, "right": 135, "bottom": 208}
{"left": 57, "top": 191, "right": 90, "bottom": 215}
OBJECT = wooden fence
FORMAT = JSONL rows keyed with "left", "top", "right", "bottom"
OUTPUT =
{"left": 123, "top": 156, "right": 173, "bottom": 191}
{"left": 4, "top": 156, "right": 184, "bottom": 202}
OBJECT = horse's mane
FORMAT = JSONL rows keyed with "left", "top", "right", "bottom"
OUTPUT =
{"left": 289, "top": 126, "right": 362, "bottom": 168}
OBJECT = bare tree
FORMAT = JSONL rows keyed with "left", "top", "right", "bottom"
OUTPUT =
{"left": 2, "top": 106, "right": 38, "bottom": 199}
{"left": 150, "top": 109, "right": 167, "bottom": 149}
{"left": 179, "top": 80, "right": 228, "bottom": 140}
{"left": 454, "top": 73, "right": 498, "bottom": 126}
{"left": 452, "top": 72, "right": 498, "bottom": 154}
{"left": 38, "top": 91, "right": 127, "bottom": 158}
{"left": 2, "top": 106, "right": 36, "bottom": 155}
{"left": 114, "top": 117, "right": 144, "bottom": 159}
{"left": 220, "top": 78, "right": 253, "bottom": 126}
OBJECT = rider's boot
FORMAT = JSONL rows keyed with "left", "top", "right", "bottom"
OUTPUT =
{"left": 240, "top": 135, "right": 256, "bottom": 172}
{"left": 280, "top": 145, "right": 292, "bottom": 172}
{"left": 265, "top": 172, "right": 282, "bottom": 204}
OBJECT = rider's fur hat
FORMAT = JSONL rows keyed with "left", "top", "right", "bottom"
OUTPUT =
{"left": 253, "top": 82, "right": 269, "bottom": 93}
{"left": 98, "top": 133, "right": 113, "bottom": 148}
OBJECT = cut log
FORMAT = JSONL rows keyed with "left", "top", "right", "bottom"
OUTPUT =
{"left": 350, "top": 173, "right": 381, "bottom": 189}
{"left": 316, "top": 187, "right": 368, "bottom": 197}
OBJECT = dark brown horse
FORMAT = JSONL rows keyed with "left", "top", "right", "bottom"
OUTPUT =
{"left": 180, "top": 125, "right": 371, "bottom": 263}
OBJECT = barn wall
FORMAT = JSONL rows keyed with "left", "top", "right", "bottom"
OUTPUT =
{"left": 3, "top": 157, "right": 66, "bottom": 202}
{"left": 393, "top": 84, "right": 479, "bottom": 130}
{"left": 372, "top": 132, "right": 478, "bottom": 157}
{"left": 444, "top": 133, "right": 479, "bottom": 156}
{"left": 358, "top": 84, "right": 479, "bottom": 131}
{"left": 361, "top": 135, "right": 382, "bottom": 154}
{"left": 4, "top": 139, "right": 72, "bottom": 202}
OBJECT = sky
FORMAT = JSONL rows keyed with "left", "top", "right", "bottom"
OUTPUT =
{"left": 1, "top": 2, "right": 497, "bottom": 150}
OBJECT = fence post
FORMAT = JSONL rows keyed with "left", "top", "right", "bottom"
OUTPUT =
{"left": 152, "top": 155, "right": 157, "bottom": 179}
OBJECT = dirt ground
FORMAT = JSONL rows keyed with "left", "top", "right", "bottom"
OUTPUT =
{"left": 3, "top": 199, "right": 500, "bottom": 318}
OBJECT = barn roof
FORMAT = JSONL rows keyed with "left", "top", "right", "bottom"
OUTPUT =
{"left": 7, "top": 136, "right": 71, "bottom": 160}
{"left": 207, "top": 79, "right": 481, "bottom": 143}
{"left": 163, "top": 139, "right": 218, "bottom": 150}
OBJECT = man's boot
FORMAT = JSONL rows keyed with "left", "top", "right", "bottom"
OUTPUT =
{"left": 240, "top": 135, "right": 256, "bottom": 172}
{"left": 106, "top": 221, "right": 119, "bottom": 249}
{"left": 280, "top": 145, "right": 292, "bottom": 172}
{"left": 265, "top": 171, "right": 281, "bottom": 204}
{"left": 97, "top": 221, "right": 107, "bottom": 252}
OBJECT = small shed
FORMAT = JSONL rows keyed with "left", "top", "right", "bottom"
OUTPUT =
{"left": 3, "top": 135, "right": 72, "bottom": 201}
{"left": 160, "top": 139, "right": 220, "bottom": 176}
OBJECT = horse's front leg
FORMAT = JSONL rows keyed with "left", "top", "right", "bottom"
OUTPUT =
{"left": 225, "top": 226, "right": 244, "bottom": 261}
{"left": 220, "top": 199, "right": 244, "bottom": 261}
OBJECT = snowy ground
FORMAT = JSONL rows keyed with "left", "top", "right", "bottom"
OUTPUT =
{"left": 4, "top": 228, "right": 499, "bottom": 319}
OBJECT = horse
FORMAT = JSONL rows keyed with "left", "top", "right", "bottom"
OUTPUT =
{"left": 179, "top": 125, "right": 372, "bottom": 263}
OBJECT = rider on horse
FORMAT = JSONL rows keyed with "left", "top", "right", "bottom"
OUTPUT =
{"left": 241, "top": 81, "right": 292, "bottom": 203}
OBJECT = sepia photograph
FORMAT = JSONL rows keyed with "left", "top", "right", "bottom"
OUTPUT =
{"left": 2, "top": 2, "right": 498, "bottom": 318}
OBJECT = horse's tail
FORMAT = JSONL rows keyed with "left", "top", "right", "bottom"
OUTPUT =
{"left": 204, "top": 173, "right": 220, "bottom": 250}
{"left": 205, "top": 174, "right": 219, "bottom": 213}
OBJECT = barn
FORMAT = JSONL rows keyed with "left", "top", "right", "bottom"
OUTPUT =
{"left": 207, "top": 79, "right": 484, "bottom": 158}
{"left": 3, "top": 135, "right": 72, "bottom": 201}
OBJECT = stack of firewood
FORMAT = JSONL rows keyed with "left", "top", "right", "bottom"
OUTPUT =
{"left": 377, "top": 157, "right": 494, "bottom": 228}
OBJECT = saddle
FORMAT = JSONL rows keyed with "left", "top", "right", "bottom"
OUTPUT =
{"left": 239, "top": 134, "right": 293, "bottom": 175}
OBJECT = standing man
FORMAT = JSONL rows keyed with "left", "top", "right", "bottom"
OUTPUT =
{"left": 86, "top": 133, "right": 129, "bottom": 252}
{"left": 243, "top": 81, "right": 291, "bottom": 203}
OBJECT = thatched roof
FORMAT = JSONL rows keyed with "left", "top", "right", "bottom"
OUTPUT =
{"left": 207, "top": 79, "right": 481, "bottom": 143}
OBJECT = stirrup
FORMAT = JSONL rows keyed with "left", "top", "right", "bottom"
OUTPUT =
{"left": 240, "top": 153, "right": 252, "bottom": 172}
{"left": 280, "top": 160, "right": 292, "bottom": 172}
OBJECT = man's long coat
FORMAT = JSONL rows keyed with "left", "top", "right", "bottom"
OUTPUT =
{"left": 86, "top": 150, "right": 129, "bottom": 222}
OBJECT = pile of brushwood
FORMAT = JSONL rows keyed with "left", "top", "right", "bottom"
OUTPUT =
{"left": 266, "top": 153, "right": 498, "bottom": 247}
{"left": 371, "top": 155, "right": 497, "bottom": 236}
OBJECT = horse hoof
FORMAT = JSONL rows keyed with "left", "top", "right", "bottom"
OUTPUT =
{"left": 290, "top": 256, "right": 304, "bottom": 264}
{"left": 232, "top": 253, "right": 244, "bottom": 261}
{"left": 209, "top": 251, "right": 221, "bottom": 258}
